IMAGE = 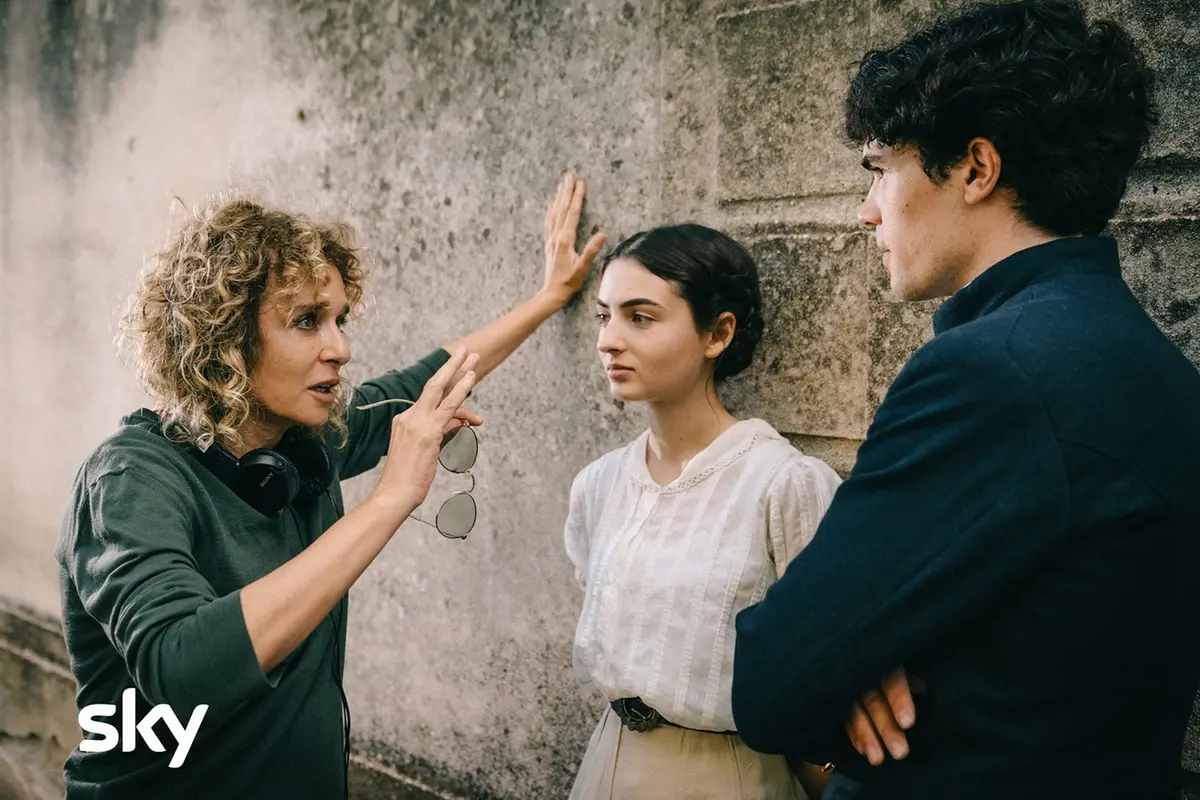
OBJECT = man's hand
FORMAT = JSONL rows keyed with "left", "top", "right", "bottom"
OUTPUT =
{"left": 542, "top": 173, "right": 606, "bottom": 306}
{"left": 846, "top": 667, "right": 926, "bottom": 766}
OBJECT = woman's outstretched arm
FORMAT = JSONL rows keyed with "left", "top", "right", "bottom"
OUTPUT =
{"left": 443, "top": 173, "right": 607, "bottom": 382}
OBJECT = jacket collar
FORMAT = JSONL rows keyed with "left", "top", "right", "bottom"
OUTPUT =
{"left": 932, "top": 236, "right": 1121, "bottom": 334}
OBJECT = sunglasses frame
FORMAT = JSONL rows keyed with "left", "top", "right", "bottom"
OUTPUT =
{"left": 355, "top": 397, "right": 479, "bottom": 539}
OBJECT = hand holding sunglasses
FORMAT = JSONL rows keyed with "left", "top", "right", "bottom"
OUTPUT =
{"left": 357, "top": 396, "right": 480, "bottom": 540}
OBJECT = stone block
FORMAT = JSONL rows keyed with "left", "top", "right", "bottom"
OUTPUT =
{"left": 716, "top": 0, "right": 871, "bottom": 203}
{"left": 722, "top": 232, "right": 873, "bottom": 439}
{"left": 0, "top": 735, "right": 64, "bottom": 800}
{"left": 1112, "top": 219, "right": 1200, "bottom": 367}
{"left": 660, "top": 0, "right": 723, "bottom": 224}
{"left": 0, "top": 599, "right": 76, "bottom": 799}
{"left": 724, "top": 230, "right": 936, "bottom": 441}
{"left": 1119, "top": 162, "right": 1200, "bottom": 221}
{"left": 867, "top": 0, "right": 960, "bottom": 48}
{"left": 868, "top": 256, "right": 938, "bottom": 416}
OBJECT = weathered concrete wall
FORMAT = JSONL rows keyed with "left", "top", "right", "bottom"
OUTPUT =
{"left": 1, "top": 1, "right": 1197, "bottom": 798}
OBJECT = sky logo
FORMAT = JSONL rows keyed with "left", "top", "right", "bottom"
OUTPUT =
{"left": 78, "top": 688, "right": 208, "bottom": 768}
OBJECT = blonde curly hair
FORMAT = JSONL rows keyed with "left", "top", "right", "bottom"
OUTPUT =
{"left": 120, "top": 196, "right": 367, "bottom": 453}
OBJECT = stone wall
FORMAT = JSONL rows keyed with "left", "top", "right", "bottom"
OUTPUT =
{"left": 1, "top": 1, "right": 1196, "bottom": 797}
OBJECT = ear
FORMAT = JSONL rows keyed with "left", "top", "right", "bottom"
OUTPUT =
{"left": 961, "top": 137, "right": 1002, "bottom": 206}
{"left": 705, "top": 312, "right": 737, "bottom": 360}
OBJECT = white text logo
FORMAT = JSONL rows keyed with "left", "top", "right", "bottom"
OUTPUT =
{"left": 78, "top": 688, "right": 208, "bottom": 768}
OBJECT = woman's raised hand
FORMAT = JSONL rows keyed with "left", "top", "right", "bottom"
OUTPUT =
{"left": 543, "top": 173, "right": 607, "bottom": 305}
{"left": 372, "top": 348, "right": 481, "bottom": 516}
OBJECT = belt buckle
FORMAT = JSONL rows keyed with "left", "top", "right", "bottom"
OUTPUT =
{"left": 612, "top": 698, "right": 664, "bottom": 733}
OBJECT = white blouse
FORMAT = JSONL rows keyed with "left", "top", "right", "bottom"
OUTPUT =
{"left": 564, "top": 418, "right": 843, "bottom": 732}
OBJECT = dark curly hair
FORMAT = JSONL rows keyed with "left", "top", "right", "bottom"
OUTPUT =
{"left": 602, "top": 224, "right": 765, "bottom": 381}
{"left": 845, "top": 0, "right": 1157, "bottom": 236}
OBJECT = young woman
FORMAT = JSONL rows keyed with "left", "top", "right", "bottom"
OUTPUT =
{"left": 54, "top": 176, "right": 604, "bottom": 799}
{"left": 559, "top": 221, "right": 843, "bottom": 799}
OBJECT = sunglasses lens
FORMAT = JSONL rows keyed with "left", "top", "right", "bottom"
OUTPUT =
{"left": 435, "top": 493, "right": 476, "bottom": 539}
{"left": 439, "top": 426, "right": 478, "bottom": 473}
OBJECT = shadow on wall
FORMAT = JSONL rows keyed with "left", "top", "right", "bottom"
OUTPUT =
{"left": 29, "top": 0, "right": 165, "bottom": 168}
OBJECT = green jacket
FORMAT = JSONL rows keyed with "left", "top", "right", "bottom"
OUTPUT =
{"left": 55, "top": 349, "right": 450, "bottom": 799}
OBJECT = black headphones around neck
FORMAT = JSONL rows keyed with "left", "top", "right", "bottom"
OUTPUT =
{"left": 191, "top": 429, "right": 334, "bottom": 517}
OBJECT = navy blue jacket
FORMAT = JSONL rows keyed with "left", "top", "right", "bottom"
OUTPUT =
{"left": 732, "top": 237, "right": 1200, "bottom": 799}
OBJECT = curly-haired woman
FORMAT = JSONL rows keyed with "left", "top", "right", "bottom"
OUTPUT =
{"left": 54, "top": 176, "right": 604, "bottom": 799}
{"left": 561, "top": 224, "right": 843, "bottom": 799}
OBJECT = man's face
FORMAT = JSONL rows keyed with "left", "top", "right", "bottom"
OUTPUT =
{"left": 858, "top": 142, "right": 972, "bottom": 301}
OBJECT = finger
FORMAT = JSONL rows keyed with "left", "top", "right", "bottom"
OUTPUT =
{"left": 845, "top": 720, "right": 862, "bottom": 757}
{"left": 425, "top": 348, "right": 467, "bottom": 392}
{"left": 558, "top": 174, "right": 577, "bottom": 228}
{"left": 441, "top": 414, "right": 474, "bottom": 437}
{"left": 418, "top": 348, "right": 470, "bottom": 404}
{"left": 550, "top": 179, "right": 564, "bottom": 228}
{"left": 443, "top": 353, "right": 481, "bottom": 394}
{"left": 863, "top": 689, "right": 909, "bottom": 760}
{"left": 453, "top": 407, "right": 483, "bottom": 426}
{"left": 882, "top": 667, "right": 916, "bottom": 729}
{"left": 438, "top": 368, "right": 477, "bottom": 415}
{"left": 579, "top": 231, "right": 607, "bottom": 268}
{"left": 845, "top": 714, "right": 865, "bottom": 757}
{"left": 545, "top": 183, "right": 563, "bottom": 245}
{"left": 553, "top": 174, "right": 572, "bottom": 228}
{"left": 562, "top": 178, "right": 586, "bottom": 237}
{"left": 847, "top": 702, "right": 885, "bottom": 766}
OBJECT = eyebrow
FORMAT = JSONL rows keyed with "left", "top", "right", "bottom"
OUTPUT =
{"left": 294, "top": 301, "right": 351, "bottom": 316}
{"left": 596, "top": 298, "right": 666, "bottom": 310}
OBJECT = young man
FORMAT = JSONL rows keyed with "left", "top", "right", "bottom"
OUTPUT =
{"left": 731, "top": 2, "right": 1200, "bottom": 798}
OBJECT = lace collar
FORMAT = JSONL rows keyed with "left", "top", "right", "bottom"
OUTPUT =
{"left": 623, "top": 418, "right": 783, "bottom": 494}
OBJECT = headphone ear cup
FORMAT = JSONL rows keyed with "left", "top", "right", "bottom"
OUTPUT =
{"left": 234, "top": 449, "right": 301, "bottom": 516}
{"left": 275, "top": 433, "right": 334, "bottom": 505}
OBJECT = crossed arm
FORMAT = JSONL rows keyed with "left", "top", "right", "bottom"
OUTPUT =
{"left": 732, "top": 334, "right": 1068, "bottom": 766}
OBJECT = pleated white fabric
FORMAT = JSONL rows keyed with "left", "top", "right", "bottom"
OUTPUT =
{"left": 564, "top": 418, "right": 842, "bottom": 733}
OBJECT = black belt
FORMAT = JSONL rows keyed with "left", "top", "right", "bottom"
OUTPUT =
{"left": 609, "top": 697, "right": 736, "bottom": 735}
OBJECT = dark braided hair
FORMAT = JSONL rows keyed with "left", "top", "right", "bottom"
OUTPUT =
{"left": 602, "top": 224, "right": 765, "bottom": 381}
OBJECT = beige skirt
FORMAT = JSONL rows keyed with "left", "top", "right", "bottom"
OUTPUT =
{"left": 568, "top": 707, "right": 810, "bottom": 800}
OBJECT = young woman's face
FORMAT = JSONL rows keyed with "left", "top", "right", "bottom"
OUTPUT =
{"left": 595, "top": 257, "right": 719, "bottom": 404}
{"left": 248, "top": 263, "right": 352, "bottom": 442}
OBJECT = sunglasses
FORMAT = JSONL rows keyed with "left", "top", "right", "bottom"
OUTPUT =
{"left": 354, "top": 398, "right": 478, "bottom": 539}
